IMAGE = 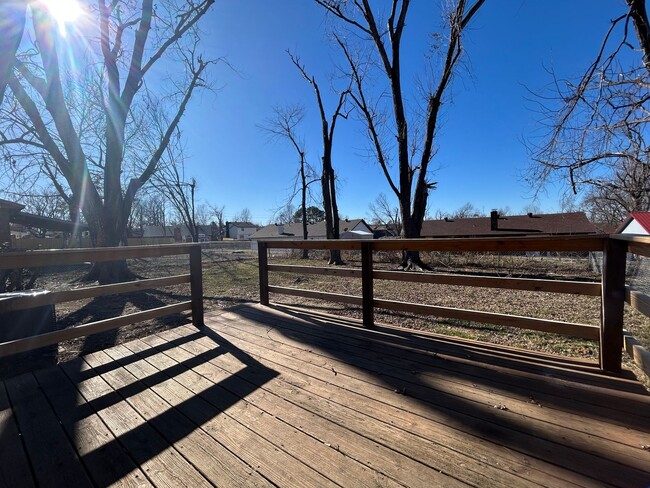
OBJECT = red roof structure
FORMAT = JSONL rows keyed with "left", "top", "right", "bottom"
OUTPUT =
{"left": 616, "top": 212, "right": 650, "bottom": 234}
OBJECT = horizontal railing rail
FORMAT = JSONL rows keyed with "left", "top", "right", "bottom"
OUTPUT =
{"left": 0, "top": 243, "right": 203, "bottom": 358}
{"left": 258, "top": 235, "right": 629, "bottom": 372}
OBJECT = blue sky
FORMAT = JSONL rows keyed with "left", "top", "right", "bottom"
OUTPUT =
{"left": 179, "top": 1, "right": 635, "bottom": 224}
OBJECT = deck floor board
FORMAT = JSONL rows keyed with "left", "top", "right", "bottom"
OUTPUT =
{"left": 1, "top": 303, "right": 649, "bottom": 488}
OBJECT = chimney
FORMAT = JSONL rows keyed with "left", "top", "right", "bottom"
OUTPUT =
{"left": 276, "top": 223, "right": 284, "bottom": 235}
{"left": 490, "top": 210, "right": 499, "bottom": 231}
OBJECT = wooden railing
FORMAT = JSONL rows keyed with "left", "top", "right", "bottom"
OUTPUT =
{"left": 0, "top": 243, "right": 203, "bottom": 358}
{"left": 257, "top": 235, "right": 634, "bottom": 373}
{"left": 613, "top": 234, "right": 650, "bottom": 377}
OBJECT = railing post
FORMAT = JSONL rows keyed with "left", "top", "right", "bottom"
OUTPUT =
{"left": 189, "top": 244, "right": 204, "bottom": 328}
{"left": 600, "top": 237, "right": 627, "bottom": 372}
{"left": 258, "top": 241, "right": 269, "bottom": 306}
{"left": 361, "top": 241, "right": 374, "bottom": 328}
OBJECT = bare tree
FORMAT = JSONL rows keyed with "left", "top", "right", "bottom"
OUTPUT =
{"left": 262, "top": 105, "right": 320, "bottom": 257}
{"left": 449, "top": 202, "right": 484, "bottom": 219}
{"left": 0, "top": 0, "right": 215, "bottom": 282}
{"left": 288, "top": 52, "right": 349, "bottom": 265}
{"left": 528, "top": 0, "right": 650, "bottom": 223}
{"left": 233, "top": 208, "right": 253, "bottom": 224}
{"left": 208, "top": 204, "right": 226, "bottom": 240}
{"left": 368, "top": 193, "right": 401, "bottom": 236}
{"left": 582, "top": 157, "right": 650, "bottom": 224}
{"left": 318, "top": 0, "right": 485, "bottom": 269}
{"left": 151, "top": 134, "right": 202, "bottom": 242}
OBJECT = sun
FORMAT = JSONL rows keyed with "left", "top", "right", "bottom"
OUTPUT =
{"left": 43, "top": 0, "right": 83, "bottom": 31}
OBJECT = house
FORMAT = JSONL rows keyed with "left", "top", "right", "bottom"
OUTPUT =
{"left": 420, "top": 211, "right": 600, "bottom": 238}
{"left": 370, "top": 223, "right": 400, "bottom": 239}
{"left": 250, "top": 219, "right": 374, "bottom": 241}
{"left": 616, "top": 212, "right": 650, "bottom": 235}
{"left": 226, "top": 221, "right": 259, "bottom": 240}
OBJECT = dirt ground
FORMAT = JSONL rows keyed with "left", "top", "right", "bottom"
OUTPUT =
{"left": 2, "top": 247, "right": 649, "bottom": 384}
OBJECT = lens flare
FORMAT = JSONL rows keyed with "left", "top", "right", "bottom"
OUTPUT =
{"left": 42, "top": 0, "right": 82, "bottom": 36}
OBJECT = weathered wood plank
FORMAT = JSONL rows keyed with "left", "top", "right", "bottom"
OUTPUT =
{"left": 241, "top": 305, "right": 650, "bottom": 416}
{"left": 374, "top": 270, "right": 602, "bottom": 296}
{"left": 125, "top": 336, "right": 398, "bottom": 488}
{"left": 258, "top": 242, "right": 269, "bottom": 306}
{"left": 0, "top": 243, "right": 196, "bottom": 269}
{"left": 33, "top": 367, "right": 152, "bottom": 488}
{"left": 0, "top": 274, "right": 191, "bottom": 313}
{"left": 189, "top": 246, "right": 204, "bottom": 327}
{"left": 361, "top": 242, "right": 374, "bottom": 327}
{"left": 203, "top": 311, "right": 650, "bottom": 487}
{"left": 261, "top": 235, "right": 607, "bottom": 252}
{"left": 267, "top": 264, "right": 601, "bottom": 296}
{"left": 268, "top": 264, "right": 362, "bottom": 278}
{"left": 99, "top": 343, "right": 275, "bottom": 488}
{"left": 0, "top": 381, "right": 35, "bottom": 488}
{"left": 264, "top": 240, "right": 363, "bottom": 250}
{"left": 61, "top": 356, "right": 212, "bottom": 488}
{"left": 148, "top": 329, "right": 477, "bottom": 488}
{"left": 4, "top": 373, "right": 93, "bottom": 488}
{"left": 211, "top": 313, "right": 650, "bottom": 462}
{"left": 373, "top": 298, "right": 600, "bottom": 340}
{"left": 206, "top": 312, "right": 650, "bottom": 449}
{"left": 0, "top": 301, "right": 192, "bottom": 357}
{"left": 625, "top": 287, "right": 650, "bottom": 319}
{"left": 601, "top": 238, "right": 627, "bottom": 372}
{"left": 268, "top": 285, "right": 363, "bottom": 305}
{"left": 166, "top": 325, "right": 585, "bottom": 488}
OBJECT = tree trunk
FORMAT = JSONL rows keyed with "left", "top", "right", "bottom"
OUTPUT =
{"left": 79, "top": 209, "right": 136, "bottom": 284}
{"left": 300, "top": 152, "right": 309, "bottom": 259}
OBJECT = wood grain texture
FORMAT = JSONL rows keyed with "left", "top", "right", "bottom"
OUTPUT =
{"left": 373, "top": 299, "right": 600, "bottom": 340}
{"left": 0, "top": 243, "right": 197, "bottom": 269}
{"left": 0, "top": 274, "right": 191, "bottom": 313}
{"left": 2, "top": 304, "right": 649, "bottom": 488}
{"left": 268, "top": 285, "right": 363, "bottom": 305}
{"left": 0, "top": 301, "right": 191, "bottom": 357}
{"left": 260, "top": 235, "right": 607, "bottom": 252}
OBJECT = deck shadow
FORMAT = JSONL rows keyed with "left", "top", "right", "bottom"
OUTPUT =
{"left": 4, "top": 324, "right": 278, "bottom": 487}
{"left": 213, "top": 303, "right": 650, "bottom": 487}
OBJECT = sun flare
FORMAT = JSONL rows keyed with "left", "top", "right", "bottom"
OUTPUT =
{"left": 43, "top": 0, "right": 82, "bottom": 31}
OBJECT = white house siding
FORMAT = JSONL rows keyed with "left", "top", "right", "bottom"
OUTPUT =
{"left": 621, "top": 220, "right": 650, "bottom": 235}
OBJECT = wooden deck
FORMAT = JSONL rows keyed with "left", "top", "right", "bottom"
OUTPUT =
{"left": 1, "top": 304, "right": 650, "bottom": 488}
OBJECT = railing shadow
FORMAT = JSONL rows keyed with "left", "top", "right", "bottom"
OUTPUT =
{"left": 3, "top": 323, "right": 278, "bottom": 487}
{"left": 215, "top": 303, "right": 650, "bottom": 486}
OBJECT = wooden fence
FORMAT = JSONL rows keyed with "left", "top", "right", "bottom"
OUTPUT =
{"left": 257, "top": 235, "right": 650, "bottom": 373}
{"left": 0, "top": 243, "right": 203, "bottom": 358}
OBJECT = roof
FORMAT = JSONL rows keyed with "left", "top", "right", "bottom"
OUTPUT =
{"left": 251, "top": 219, "right": 370, "bottom": 240}
{"left": 228, "top": 221, "right": 257, "bottom": 228}
{"left": 421, "top": 212, "right": 599, "bottom": 238}
{"left": 0, "top": 198, "right": 25, "bottom": 212}
{"left": 10, "top": 213, "right": 89, "bottom": 233}
{"left": 615, "top": 212, "right": 650, "bottom": 234}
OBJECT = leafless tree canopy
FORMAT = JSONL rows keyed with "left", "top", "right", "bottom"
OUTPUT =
{"left": 288, "top": 51, "right": 350, "bottom": 264}
{"left": 316, "top": 0, "right": 485, "bottom": 268}
{"left": 262, "top": 104, "right": 320, "bottom": 256}
{"left": 0, "top": 0, "right": 215, "bottom": 280}
{"left": 528, "top": 0, "right": 650, "bottom": 224}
